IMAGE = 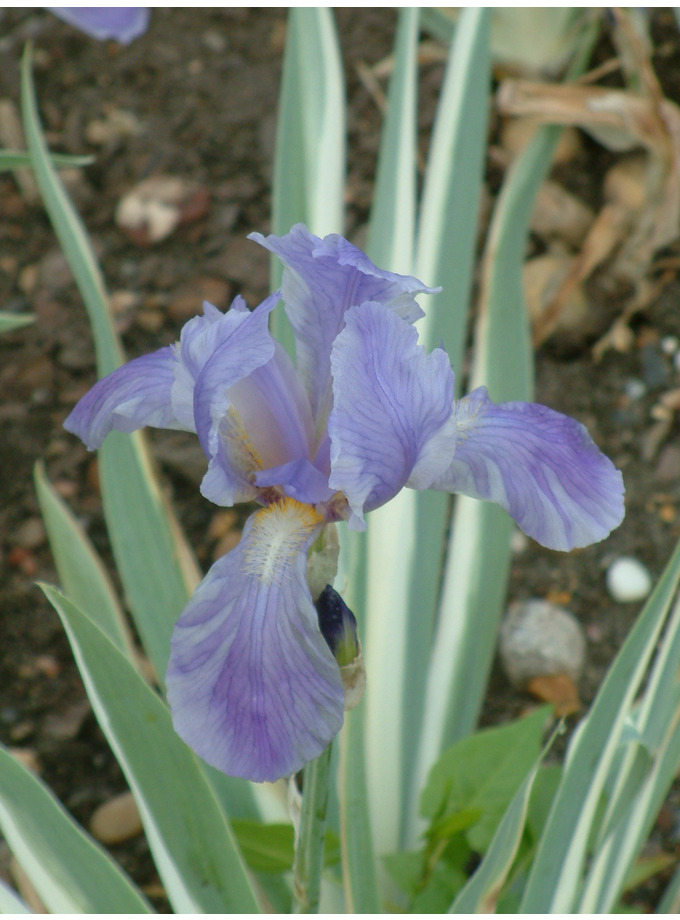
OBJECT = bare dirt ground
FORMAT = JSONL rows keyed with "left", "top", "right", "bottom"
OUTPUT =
{"left": 1, "top": 7, "right": 680, "bottom": 909}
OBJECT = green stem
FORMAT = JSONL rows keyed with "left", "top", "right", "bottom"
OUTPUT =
{"left": 292, "top": 745, "right": 332, "bottom": 913}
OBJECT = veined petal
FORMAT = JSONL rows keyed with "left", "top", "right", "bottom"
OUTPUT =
{"left": 166, "top": 499, "right": 344, "bottom": 783}
{"left": 172, "top": 295, "right": 276, "bottom": 432}
{"left": 63, "top": 347, "right": 181, "bottom": 449}
{"left": 195, "top": 333, "right": 313, "bottom": 507}
{"left": 49, "top": 7, "right": 150, "bottom": 44}
{"left": 328, "top": 302, "right": 457, "bottom": 527}
{"left": 431, "top": 386, "right": 625, "bottom": 551}
{"left": 255, "top": 458, "right": 334, "bottom": 505}
{"left": 250, "top": 224, "right": 438, "bottom": 425}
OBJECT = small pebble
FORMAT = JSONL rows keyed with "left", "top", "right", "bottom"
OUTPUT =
{"left": 202, "top": 28, "right": 226, "bottom": 53}
{"left": 9, "top": 721, "right": 35, "bottom": 742}
{"left": 90, "top": 790, "right": 143, "bottom": 845}
{"left": 654, "top": 445, "right": 680, "bottom": 483}
{"left": 510, "top": 530, "right": 529, "bottom": 554}
{"left": 640, "top": 344, "right": 669, "bottom": 390}
{"left": 661, "top": 335, "right": 679, "bottom": 356}
{"left": 499, "top": 599, "right": 586, "bottom": 688}
{"left": 624, "top": 378, "right": 646, "bottom": 401}
{"left": 14, "top": 517, "right": 45, "bottom": 550}
{"left": 42, "top": 698, "right": 90, "bottom": 740}
{"left": 8, "top": 748, "right": 40, "bottom": 774}
{"left": 606, "top": 557, "right": 652, "bottom": 603}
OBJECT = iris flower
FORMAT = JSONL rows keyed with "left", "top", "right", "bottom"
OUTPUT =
{"left": 64, "top": 224, "right": 624, "bottom": 782}
{"left": 48, "top": 7, "right": 149, "bottom": 44}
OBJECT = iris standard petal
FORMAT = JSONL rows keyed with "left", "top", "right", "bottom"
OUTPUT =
{"left": 49, "top": 7, "right": 150, "bottom": 44}
{"left": 63, "top": 347, "right": 181, "bottom": 449}
{"left": 166, "top": 499, "right": 345, "bottom": 783}
{"left": 431, "top": 386, "right": 625, "bottom": 551}
{"left": 195, "top": 330, "right": 314, "bottom": 507}
{"left": 328, "top": 302, "right": 457, "bottom": 527}
{"left": 172, "top": 295, "right": 276, "bottom": 432}
{"left": 249, "top": 224, "right": 438, "bottom": 425}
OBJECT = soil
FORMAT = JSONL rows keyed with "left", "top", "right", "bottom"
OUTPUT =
{"left": 1, "top": 7, "right": 680, "bottom": 912}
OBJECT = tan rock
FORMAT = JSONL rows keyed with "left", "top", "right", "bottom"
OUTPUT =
{"left": 90, "top": 791, "right": 143, "bottom": 845}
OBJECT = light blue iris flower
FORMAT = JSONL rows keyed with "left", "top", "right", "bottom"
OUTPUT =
{"left": 64, "top": 225, "right": 625, "bottom": 782}
{"left": 48, "top": 7, "right": 149, "bottom": 44}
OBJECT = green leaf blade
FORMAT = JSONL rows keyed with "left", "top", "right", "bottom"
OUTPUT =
{"left": 0, "top": 312, "right": 34, "bottom": 333}
{"left": 450, "top": 721, "right": 561, "bottom": 913}
{"left": 0, "top": 149, "right": 94, "bottom": 171}
{"left": 21, "top": 46, "right": 203, "bottom": 686}
{"left": 34, "top": 461, "right": 136, "bottom": 661}
{"left": 421, "top": 708, "right": 549, "bottom": 853}
{"left": 270, "top": 7, "right": 345, "bottom": 354}
{"left": 0, "top": 745, "right": 152, "bottom": 913}
{"left": 520, "top": 536, "right": 680, "bottom": 912}
{"left": 40, "top": 584, "right": 259, "bottom": 914}
{"left": 411, "top": 125, "right": 566, "bottom": 847}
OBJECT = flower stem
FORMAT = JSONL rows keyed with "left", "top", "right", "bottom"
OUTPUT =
{"left": 292, "top": 744, "right": 332, "bottom": 913}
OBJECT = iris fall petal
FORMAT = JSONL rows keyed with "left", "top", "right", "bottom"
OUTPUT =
{"left": 166, "top": 499, "right": 344, "bottom": 782}
{"left": 431, "top": 386, "right": 625, "bottom": 551}
{"left": 63, "top": 347, "right": 182, "bottom": 449}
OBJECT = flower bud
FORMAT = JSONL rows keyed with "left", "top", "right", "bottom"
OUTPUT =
{"left": 315, "top": 585, "right": 357, "bottom": 665}
{"left": 314, "top": 585, "right": 365, "bottom": 710}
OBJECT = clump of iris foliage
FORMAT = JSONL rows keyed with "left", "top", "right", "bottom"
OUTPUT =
{"left": 2, "top": 8, "right": 680, "bottom": 915}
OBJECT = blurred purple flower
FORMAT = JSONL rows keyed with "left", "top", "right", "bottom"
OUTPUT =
{"left": 64, "top": 224, "right": 625, "bottom": 782}
{"left": 48, "top": 7, "right": 149, "bottom": 44}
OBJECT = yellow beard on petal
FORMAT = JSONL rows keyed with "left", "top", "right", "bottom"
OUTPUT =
{"left": 244, "top": 498, "right": 323, "bottom": 585}
{"left": 222, "top": 405, "right": 264, "bottom": 474}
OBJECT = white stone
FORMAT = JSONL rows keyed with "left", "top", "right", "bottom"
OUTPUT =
{"left": 661, "top": 335, "right": 679, "bottom": 356}
{"left": 499, "top": 599, "right": 586, "bottom": 687}
{"left": 606, "top": 557, "right": 652, "bottom": 603}
{"left": 624, "top": 378, "right": 646, "bottom": 401}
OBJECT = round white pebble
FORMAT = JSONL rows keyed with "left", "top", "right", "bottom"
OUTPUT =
{"left": 661, "top": 335, "right": 679, "bottom": 356}
{"left": 606, "top": 557, "right": 652, "bottom": 603}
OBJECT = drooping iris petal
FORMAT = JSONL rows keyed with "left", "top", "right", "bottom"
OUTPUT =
{"left": 49, "top": 7, "right": 150, "bottom": 44}
{"left": 328, "top": 302, "right": 457, "bottom": 528}
{"left": 63, "top": 347, "right": 181, "bottom": 449}
{"left": 430, "top": 386, "right": 625, "bottom": 551}
{"left": 166, "top": 499, "right": 344, "bottom": 783}
{"left": 250, "top": 224, "right": 438, "bottom": 426}
{"left": 63, "top": 297, "right": 276, "bottom": 456}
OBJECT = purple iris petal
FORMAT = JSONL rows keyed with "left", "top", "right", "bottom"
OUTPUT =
{"left": 166, "top": 499, "right": 344, "bottom": 782}
{"left": 255, "top": 458, "right": 335, "bottom": 505}
{"left": 328, "top": 302, "right": 457, "bottom": 528}
{"left": 49, "top": 7, "right": 150, "bottom": 44}
{"left": 174, "top": 296, "right": 276, "bottom": 434}
{"left": 250, "top": 224, "right": 438, "bottom": 426}
{"left": 431, "top": 386, "right": 625, "bottom": 551}
{"left": 195, "top": 328, "right": 315, "bottom": 507}
{"left": 63, "top": 347, "right": 181, "bottom": 449}
{"left": 64, "top": 297, "right": 275, "bottom": 458}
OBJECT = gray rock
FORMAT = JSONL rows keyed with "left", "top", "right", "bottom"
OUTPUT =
{"left": 499, "top": 599, "right": 586, "bottom": 687}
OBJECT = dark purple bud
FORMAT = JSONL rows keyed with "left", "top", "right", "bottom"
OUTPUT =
{"left": 315, "top": 585, "right": 358, "bottom": 667}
